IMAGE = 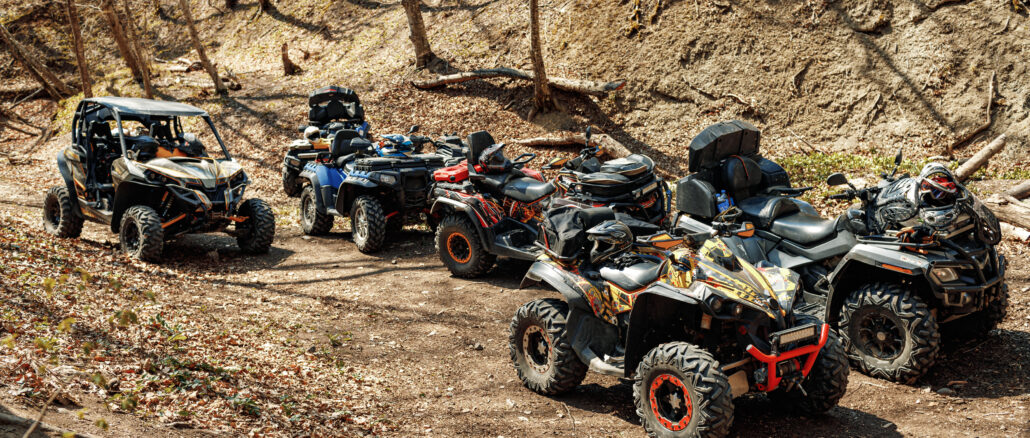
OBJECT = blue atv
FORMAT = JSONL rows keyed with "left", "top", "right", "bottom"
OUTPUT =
{"left": 283, "top": 86, "right": 369, "bottom": 197}
{"left": 296, "top": 125, "right": 463, "bottom": 253}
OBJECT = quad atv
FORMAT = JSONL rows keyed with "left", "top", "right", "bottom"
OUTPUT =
{"left": 296, "top": 125, "right": 454, "bottom": 253}
{"left": 428, "top": 131, "right": 556, "bottom": 277}
{"left": 513, "top": 209, "right": 848, "bottom": 437}
{"left": 675, "top": 120, "right": 1007, "bottom": 383}
{"left": 283, "top": 86, "right": 369, "bottom": 197}
{"left": 544, "top": 128, "right": 671, "bottom": 225}
{"left": 45, "top": 97, "right": 275, "bottom": 262}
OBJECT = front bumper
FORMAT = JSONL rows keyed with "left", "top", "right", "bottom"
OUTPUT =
{"left": 745, "top": 323, "right": 830, "bottom": 392}
{"left": 929, "top": 242, "right": 1006, "bottom": 311}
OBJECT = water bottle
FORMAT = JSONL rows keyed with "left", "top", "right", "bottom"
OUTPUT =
{"left": 716, "top": 190, "right": 733, "bottom": 213}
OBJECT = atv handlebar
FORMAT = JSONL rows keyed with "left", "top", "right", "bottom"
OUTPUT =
{"left": 512, "top": 153, "right": 537, "bottom": 168}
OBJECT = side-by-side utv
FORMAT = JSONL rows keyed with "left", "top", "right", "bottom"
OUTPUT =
{"left": 45, "top": 97, "right": 275, "bottom": 262}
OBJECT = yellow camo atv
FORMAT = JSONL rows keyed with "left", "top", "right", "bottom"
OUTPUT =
{"left": 512, "top": 211, "right": 848, "bottom": 437}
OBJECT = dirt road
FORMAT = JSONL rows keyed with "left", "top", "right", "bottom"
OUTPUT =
{"left": 1, "top": 179, "right": 1029, "bottom": 437}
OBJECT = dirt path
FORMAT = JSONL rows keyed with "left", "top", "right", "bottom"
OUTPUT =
{"left": 1, "top": 179, "right": 1029, "bottom": 437}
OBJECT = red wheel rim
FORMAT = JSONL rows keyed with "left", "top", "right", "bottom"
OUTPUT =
{"left": 649, "top": 373, "right": 693, "bottom": 431}
{"left": 446, "top": 232, "right": 472, "bottom": 264}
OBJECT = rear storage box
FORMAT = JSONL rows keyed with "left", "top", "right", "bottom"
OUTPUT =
{"left": 676, "top": 175, "right": 720, "bottom": 219}
{"left": 576, "top": 172, "right": 658, "bottom": 200}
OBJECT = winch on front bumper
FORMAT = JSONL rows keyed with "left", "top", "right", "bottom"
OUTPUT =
{"left": 746, "top": 323, "right": 829, "bottom": 392}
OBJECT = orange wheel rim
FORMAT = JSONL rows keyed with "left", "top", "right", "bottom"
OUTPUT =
{"left": 649, "top": 373, "right": 693, "bottom": 431}
{"left": 446, "top": 232, "right": 472, "bottom": 264}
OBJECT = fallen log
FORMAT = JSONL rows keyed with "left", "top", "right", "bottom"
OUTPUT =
{"left": 953, "top": 134, "right": 1005, "bottom": 182}
{"left": 1005, "top": 180, "right": 1030, "bottom": 200}
{"left": 411, "top": 67, "right": 626, "bottom": 96}
{"left": 1000, "top": 222, "right": 1030, "bottom": 241}
{"left": 512, "top": 133, "right": 632, "bottom": 159}
{"left": 0, "top": 411, "right": 100, "bottom": 438}
{"left": 985, "top": 195, "right": 1030, "bottom": 231}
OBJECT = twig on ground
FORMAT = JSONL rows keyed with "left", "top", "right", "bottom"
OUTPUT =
{"left": 946, "top": 71, "right": 995, "bottom": 156}
{"left": 21, "top": 391, "right": 58, "bottom": 438}
{"left": 562, "top": 402, "right": 576, "bottom": 431}
{"left": 788, "top": 128, "right": 822, "bottom": 154}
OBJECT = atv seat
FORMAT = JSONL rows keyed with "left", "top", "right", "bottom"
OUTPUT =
{"left": 502, "top": 177, "right": 556, "bottom": 203}
{"left": 600, "top": 154, "right": 654, "bottom": 176}
{"left": 768, "top": 212, "right": 839, "bottom": 245}
{"left": 601, "top": 261, "right": 664, "bottom": 291}
{"left": 737, "top": 196, "right": 800, "bottom": 228}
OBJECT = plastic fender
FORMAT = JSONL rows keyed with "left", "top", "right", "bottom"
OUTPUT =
{"left": 428, "top": 197, "right": 495, "bottom": 250}
{"left": 315, "top": 164, "right": 348, "bottom": 189}
{"left": 824, "top": 243, "right": 929, "bottom": 323}
{"left": 297, "top": 168, "right": 327, "bottom": 213}
{"left": 521, "top": 261, "right": 592, "bottom": 313}
{"left": 624, "top": 282, "right": 701, "bottom": 377}
{"left": 110, "top": 180, "right": 161, "bottom": 232}
{"left": 55, "top": 151, "right": 84, "bottom": 218}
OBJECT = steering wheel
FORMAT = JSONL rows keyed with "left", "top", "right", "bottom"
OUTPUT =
{"left": 512, "top": 153, "right": 537, "bottom": 168}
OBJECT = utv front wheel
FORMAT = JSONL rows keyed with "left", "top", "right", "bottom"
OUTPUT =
{"left": 236, "top": 198, "right": 276, "bottom": 254}
{"left": 634, "top": 342, "right": 734, "bottom": 438}
{"left": 509, "top": 298, "right": 587, "bottom": 395}
{"left": 300, "top": 185, "right": 333, "bottom": 235}
{"left": 769, "top": 314, "right": 849, "bottom": 415}
{"left": 839, "top": 283, "right": 940, "bottom": 384}
{"left": 43, "top": 186, "right": 83, "bottom": 238}
{"left": 350, "top": 195, "right": 386, "bottom": 253}
{"left": 119, "top": 205, "right": 164, "bottom": 262}
{"left": 435, "top": 214, "right": 495, "bottom": 278}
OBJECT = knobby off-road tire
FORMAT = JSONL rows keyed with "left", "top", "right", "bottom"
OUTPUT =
{"left": 769, "top": 314, "right": 849, "bottom": 415}
{"left": 434, "top": 214, "right": 495, "bottom": 278}
{"left": 948, "top": 283, "right": 1009, "bottom": 340}
{"left": 300, "top": 185, "right": 333, "bottom": 235}
{"left": 236, "top": 198, "right": 275, "bottom": 254}
{"left": 839, "top": 283, "right": 940, "bottom": 384}
{"left": 508, "top": 298, "right": 588, "bottom": 395}
{"left": 119, "top": 205, "right": 164, "bottom": 262}
{"left": 350, "top": 195, "right": 386, "bottom": 253}
{"left": 282, "top": 167, "right": 302, "bottom": 197}
{"left": 633, "top": 342, "right": 734, "bottom": 438}
{"left": 43, "top": 186, "right": 83, "bottom": 238}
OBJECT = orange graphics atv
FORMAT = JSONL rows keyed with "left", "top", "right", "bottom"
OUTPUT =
{"left": 511, "top": 208, "right": 849, "bottom": 437}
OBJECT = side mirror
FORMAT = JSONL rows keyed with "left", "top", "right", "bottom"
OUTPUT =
{"left": 894, "top": 147, "right": 903, "bottom": 167}
{"left": 408, "top": 125, "right": 419, "bottom": 134}
{"left": 826, "top": 172, "right": 848, "bottom": 187}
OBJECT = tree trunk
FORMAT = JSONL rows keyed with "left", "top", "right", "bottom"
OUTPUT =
{"left": 65, "top": 0, "right": 92, "bottom": 97}
{"left": 177, "top": 0, "right": 228, "bottom": 94}
{"left": 101, "top": 0, "right": 143, "bottom": 83}
{"left": 281, "top": 42, "right": 301, "bottom": 76}
{"left": 0, "top": 23, "right": 74, "bottom": 99}
{"left": 258, "top": 0, "right": 272, "bottom": 11}
{"left": 401, "top": 0, "right": 439, "bottom": 70}
{"left": 121, "top": 0, "right": 154, "bottom": 98}
{"left": 528, "top": 0, "right": 555, "bottom": 117}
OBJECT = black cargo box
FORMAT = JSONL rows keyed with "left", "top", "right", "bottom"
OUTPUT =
{"left": 688, "top": 120, "right": 760, "bottom": 172}
{"left": 676, "top": 174, "right": 720, "bottom": 219}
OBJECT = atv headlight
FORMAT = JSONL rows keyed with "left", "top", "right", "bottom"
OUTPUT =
{"left": 377, "top": 174, "right": 397, "bottom": 185}
{"left": 931, "top": 267, "right": 958, "bottom": 283}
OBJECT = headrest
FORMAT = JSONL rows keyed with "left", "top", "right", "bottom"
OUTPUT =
{"left": 90, "top": 120, "right": 112, "bottom": 138}
{"left": 149, "top": 123, "right": 173, "bottom": 141}
{"left": 334, "top": 129, "right": 360, "bottom": 141}
{"left": 720, "top": 155, "right": 762, "bottom": 200}
{"left": 466, "top": 131, "right": 496, "bottom": 165}
{"left": 688, "top": 120, "right": 760, "bottom": 172}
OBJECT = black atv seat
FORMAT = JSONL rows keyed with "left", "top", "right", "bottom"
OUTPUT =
{"left": 737, "top": 196, "right": 800, "bottom": 228}
{"left": 768, "top": 212, "right": 839, "bottom": 245}
{"left": 579, "top": 172, "right": 631, "bottom": 185}
{"left": 600, "top": 154, "right": 653, "bottom": 176}
{"left": 601, "top": 261, "right": 664, "bottom": 291}
{"left": 502, "top": 177, "right": 556, "bottom": 203}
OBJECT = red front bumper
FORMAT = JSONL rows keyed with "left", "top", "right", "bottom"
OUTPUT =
{"left": 745, "top": 323, "right": 830, "bottom": 392}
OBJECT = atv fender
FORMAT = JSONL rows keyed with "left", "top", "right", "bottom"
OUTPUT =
{"left": 520, "top": 261, "right": 591, "bottom": 313}
{"left": 824, "top": 243, "right": 929, "bottom": 324}
{"left": 298, "top": 168, "right": 327, "bottom": 212}
{"left": 429, "top": 197, "right": 494, "bottom": 251}
{"left": 624, "top": 282, "right": 701, "bottom": 377}
{"left": 56, "top": 151, "right": 83, "bottom": 219}
{"left": 337, "top": 177, "right": 380, "bottom": 215}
